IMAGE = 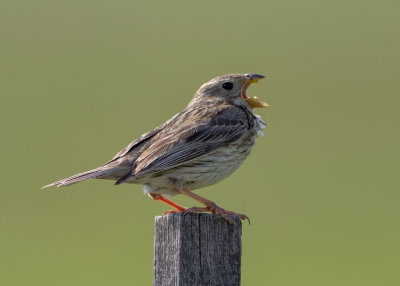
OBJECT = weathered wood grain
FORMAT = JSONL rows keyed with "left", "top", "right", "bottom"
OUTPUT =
{"left": 153, "top": 213, "right": 242, "bottom": 286}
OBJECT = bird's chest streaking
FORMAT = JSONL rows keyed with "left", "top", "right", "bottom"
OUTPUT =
{"left": 141, "top": 112, "right": 266, "bottom": 196}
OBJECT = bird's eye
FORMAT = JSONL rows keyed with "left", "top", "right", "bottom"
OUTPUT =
{"left": 222, "top": 82, "right": 233, "bottom": 90}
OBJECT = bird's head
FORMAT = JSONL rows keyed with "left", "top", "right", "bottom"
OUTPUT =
{"left": 190, "top": 73, "right": 269, "bottom": 109}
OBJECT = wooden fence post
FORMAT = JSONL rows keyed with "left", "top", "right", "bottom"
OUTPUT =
{"left": 153, "top": 213, "right": 242, "bottom": 286}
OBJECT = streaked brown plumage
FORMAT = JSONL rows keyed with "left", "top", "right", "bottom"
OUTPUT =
{"left": 42, "top": 73, "right": 269, "bottom": 223}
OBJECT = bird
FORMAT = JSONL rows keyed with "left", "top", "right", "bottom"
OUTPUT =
{"left": 42, "top": 73, "right": 269, "bottom": 223}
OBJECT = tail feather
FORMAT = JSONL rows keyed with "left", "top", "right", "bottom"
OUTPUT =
{"left": 41, "top": 167, "right": 123, "bottom": 189}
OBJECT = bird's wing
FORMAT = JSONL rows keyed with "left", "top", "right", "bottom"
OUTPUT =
{"left": 116, "top": 105, "right": 250, "bottom": 183}
{"left": 108, "top": 128, "right": 161, "bottom": 162}
{"left": 101, "top": 112, "right": 185, "bottom": 166}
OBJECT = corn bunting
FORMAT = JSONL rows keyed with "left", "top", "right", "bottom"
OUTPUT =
{"left": 43, "top": 73, "right": 269, "bottom": 223}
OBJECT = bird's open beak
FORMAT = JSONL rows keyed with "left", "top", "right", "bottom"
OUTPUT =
{"left": 241, "top": 74, "right": 269, "bottom": 108}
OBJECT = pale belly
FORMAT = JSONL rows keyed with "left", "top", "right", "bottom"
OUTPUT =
{"left": 136, "top": 132, "right": 258, "bottom": 197}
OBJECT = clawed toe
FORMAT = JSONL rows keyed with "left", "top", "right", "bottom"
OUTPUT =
{"left": 213, "top": 207, "right": 250, "bottom": 225}
{"left": 234, "top": 213, "right": 250, "bottom": 225}
{"left": 161, "top": 202, "right": 250, "bottom": 224}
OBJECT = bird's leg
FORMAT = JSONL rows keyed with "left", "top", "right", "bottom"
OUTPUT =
{"left": 149, "top": 194, "right": 187, "bottom": 214}
{"left": 172, "top": 187, "right": 250, "bottom": 224}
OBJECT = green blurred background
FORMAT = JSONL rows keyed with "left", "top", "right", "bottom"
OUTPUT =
{"left": 1, "top": 0, "right": 399, "bottom": 285}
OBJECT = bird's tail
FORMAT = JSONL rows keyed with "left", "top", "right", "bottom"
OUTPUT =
{"left": 41, "top": 166, "right": 123, "bottom": 189}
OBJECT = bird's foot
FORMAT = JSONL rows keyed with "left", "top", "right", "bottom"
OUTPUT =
{"left": 184, "top": 204, "right": 250, "bottom": 224}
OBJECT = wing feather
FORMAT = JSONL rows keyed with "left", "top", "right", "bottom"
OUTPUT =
{"left": 118, "top": 105, "right": 250, "bottom": 182}
{"left": 101, "top": 111, "right": 186, "bottom": 166}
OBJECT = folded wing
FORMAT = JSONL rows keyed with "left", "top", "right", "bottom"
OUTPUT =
{"left": 116, "top": 105, "right": 249, "bottom": 184}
